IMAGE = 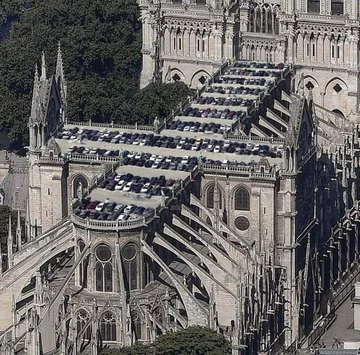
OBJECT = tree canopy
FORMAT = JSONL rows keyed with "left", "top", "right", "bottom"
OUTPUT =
{"left": 0, "top": 0, "right": 192, "bottom": 150}
{"left": 103, "top": 326, "right": 232, "bottom": 355}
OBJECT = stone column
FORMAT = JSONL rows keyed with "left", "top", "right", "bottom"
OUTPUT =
{"left": 318, "top": 34, "right": 324, "bottom": 64}
{"left": 297, "top": 32, "right": 304, "bottom": 62}
{"left": 324, "top": 35, "right": 331, "bottom": 64}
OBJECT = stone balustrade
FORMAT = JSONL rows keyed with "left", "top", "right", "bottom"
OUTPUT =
{"left": 202, "top": 163, "right": 277, "bottom": 179}
{"left": 71, "top": 208, "right": 156, "bottom": 231}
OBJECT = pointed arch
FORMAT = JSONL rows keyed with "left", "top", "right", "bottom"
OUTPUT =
{"left": 234, "top": 187, "right": 250, "bottom": 211}
{"left": 76, "top": 309, "right": 91, "bottom": 340}
{"left": 99, "top": 311, "right": 117, "bottom": 341}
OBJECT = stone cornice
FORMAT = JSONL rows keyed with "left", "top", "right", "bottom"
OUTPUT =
{"left": 294, "top": 63, "right": 360, "bottom": 75}
{"left": 162, "top": 55, "right": 223, "bottom": 66}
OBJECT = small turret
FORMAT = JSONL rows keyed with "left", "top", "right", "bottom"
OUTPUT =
{"left": 40, "top": 51, "right": 47, "bottom": 81}
{"left": 16, "top": 209, "right": 22, "bottom": 251}
{"left": 7, "top": 214, "right": 13, "bottom": 269}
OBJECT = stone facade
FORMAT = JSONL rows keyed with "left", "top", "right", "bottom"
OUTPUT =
{"left": 140, "top": 0, "right": 360, "bottom": 119}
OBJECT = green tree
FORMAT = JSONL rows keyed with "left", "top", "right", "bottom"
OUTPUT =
{"left": 103, "top": 326, "right": 231, "bottom": 355}
{"left": 0, "top": 0, "right": 193, "bottom": 150}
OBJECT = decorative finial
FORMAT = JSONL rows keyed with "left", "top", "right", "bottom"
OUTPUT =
{"left": 41, "top": 51, "right": 47, "bottom": 80}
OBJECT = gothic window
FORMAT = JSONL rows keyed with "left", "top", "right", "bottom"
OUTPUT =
{"left": 122, "top": 243, "right": 138, "bottom": 290}
{"left": 234, "top": 187, "right": 250, "bottom": 211}
{"left": 76, "top": 309, "right": 91, "bottom": 340}
{"left": 131, "top": 311, "right": 142, "bottom": 340}
{"left": 308, "top": 0, "right": 320, "bottom": 13}
{"left": 95, "top": 244, "right": 113, "bottom": 292}
{"left": 206, "top": 185, "right": 223, "bottom": 209}
{"left": 99, "top": 312, "right": 117, "bottom": 341}
{"left": 178, "top": 38, "right": 182, "bottom": 51}
{"left": 331, "top": 0, "right": 343, "bottom": 15}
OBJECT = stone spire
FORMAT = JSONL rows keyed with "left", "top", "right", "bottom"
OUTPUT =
{"left": 55, "top": 42, "right": 64, "bottom": 82}
{"left": 30, "top": 64, "right": 40, "bottom": 125}
{"left": 16, "top": 209, "right": 22, "bottom": 251}
{"left": 7, "top": 214, "right": 13, "bottom": 269}
{"left": 55, "top": 41, "right": 67, "bottom": 123}
{"left": 25, "top": 198, "right": 31, "bottom": 241}
{"left": 41, "top": 51, "right": 47, "bottom": 81}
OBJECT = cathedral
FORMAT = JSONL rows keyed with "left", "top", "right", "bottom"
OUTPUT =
{"left": 1, "top": 1, "right": 360, "bottom": 354}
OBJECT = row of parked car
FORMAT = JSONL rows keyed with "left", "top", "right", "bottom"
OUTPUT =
{"left": 213, "top": 77, "right": 272, "bottom": 87}
{"left": 233, "top": 61, "right": 285, "bottom": 70}
{"left": 99, "top": 172, "right": 176, "bottom": 194}
{"left": 192, "top": 96, "right": 254, "bottom": 108}
{"left": 74, "top": 197, "right": 155, "bottom": 221}
{"left": 204, "top": 86, "right": 265, "bottom": 96}
{"left": 224, "top": 68, "right": 282, "bottom": 78}
{"left": 179, "top": 108, "right": 247, "bottom": 121}
{"left": 168, "top": 121, "right": 229, "bottom": 135}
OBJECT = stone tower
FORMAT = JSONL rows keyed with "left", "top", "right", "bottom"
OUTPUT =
{"left": 27, "top": 47, "right": 68, "bottom": 238}
{"left": 140, "top": 0, "right": 360, "bottom": 118}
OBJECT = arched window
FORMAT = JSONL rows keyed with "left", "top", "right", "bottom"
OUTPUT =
{"left": 95, "top": 244, "right": 113, "bottom": 292}
{"left": 100, "top": 311, "right": 117, "bottom": 341}
{"left": 234, "top": 187, "right": 250, "bottom": 211}
{"left": 122, "top": 243, "right": 138, "bottom": 290}
{"left": 131, "top": 311, "right": 142, "bottom": 340}
{"left": 331, "top": 0, "right": 343, "bottom": 14}
{"left": 308, "top": 0, "right": 320, "bottom": 13}
{"left": 206, "top": 185, "right": 223, "bottom": 209}
{"left": 76, "top": 309, "right": 91, "bottom": 340}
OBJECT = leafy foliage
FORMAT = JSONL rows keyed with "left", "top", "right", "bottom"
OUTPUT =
{"left": 103, "top": 326, "right": 231, "bottom": 355}
{"left": 0, "top": 0, "right": 192, "bottom": 150}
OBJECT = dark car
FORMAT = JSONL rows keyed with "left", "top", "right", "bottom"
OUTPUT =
{"left": 134, "top": 206, "right": 145, "bottom": 215}
{"left": 105, "top": 202, "right": 117, "bottom": 213}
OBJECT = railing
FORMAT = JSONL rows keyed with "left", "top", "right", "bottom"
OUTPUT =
{"left": 66, "top": 120, "right": 153, "bottom": 131}
{"left": 71, "top": 208, "right": 156, "bottom": 231}
{"left": 226, "top": 134, "right": 284, "bottom": 144}
{"left": 67, "top": 153, "right": 120, "bottom": 163}
{"left": 201, "top": 163, "right": 277, "bottom": 179}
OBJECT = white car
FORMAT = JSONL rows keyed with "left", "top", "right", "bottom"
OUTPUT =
{"left": 141, "top": 183, "right": 151, "bottom": 193}
{"left": 184, "top": 126, "right": 190, "bottom": 132}
{"left": 156, "top": 155, "right": 164, "bottom": 162}
{"left": 118, "top": 213, "right": 129, "bottom": 221}
{"left": 132, "top": 139, "right": 140, "bottom": 145}
{"left": 176, "top": 143, "right": 183, "bottom": 149}
{"left": 152, "top": 161, "right": 161, "bottom": 169}
{"left": 123, "top": 182, "right": 133, "bottom": 192}
{"left": 124, "top": 204, "right": 136, "bottom": 214}
{"left": 95, "top": 202, "right": 105, "bottom": 212}
{"left": 127, "top": 152, "right": 135, "bottom": 159}
{"left": 114, "top": 175, "right": 122, "bottom": 182}
{"left": 140, "top": 139, "right": 147, "bottom": 146}
{"left": 135, "top": 152, "right": 142, "bottom": 159}
{"left": 181, "top": 156, "right": 189, "bottom": 164}
{"left": 223, "top": 140, "right": 231, "bottom": 149}
{"left": 115, "top": 182, "right": 125, "bottom": 190}
{"left": 214, "top": 145, "right": 221, "bottom": 153}
{"left": 150, "top": 154, "right": 157, "bottom": 161}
